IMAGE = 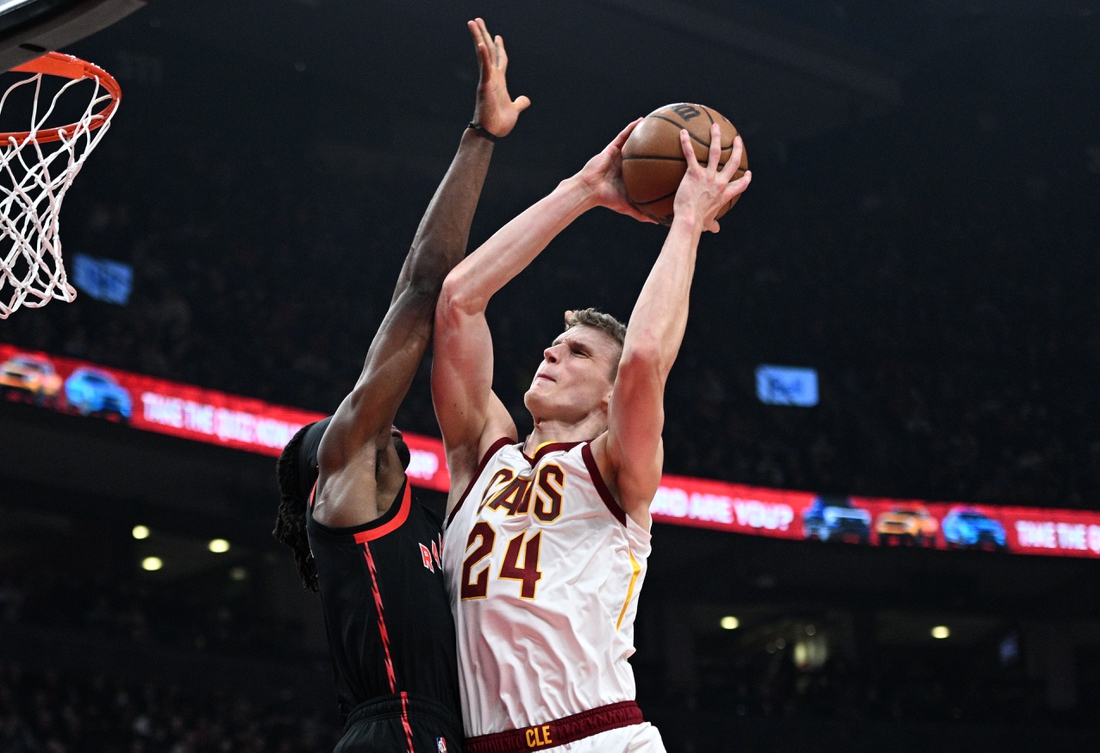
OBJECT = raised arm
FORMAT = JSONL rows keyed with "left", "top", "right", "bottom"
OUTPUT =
{"left": 594, "top": 125, "right": 751, "bottom": 528}
{"left": 313, "top": 19, "right": 529, "bottom": 527}
{"left": 433, "top": 120, "right": 654, "bottom": 505}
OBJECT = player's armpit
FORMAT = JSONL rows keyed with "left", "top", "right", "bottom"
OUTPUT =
{"left": 312, "top": 442, "right": 400, "bottom": 529}
{"left": 478, "top": 392, "right": 517, "bottom": 458}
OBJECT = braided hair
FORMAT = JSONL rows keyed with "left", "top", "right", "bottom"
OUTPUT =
{"left": 273, "top": 420, "right": 321, "bottom": 591}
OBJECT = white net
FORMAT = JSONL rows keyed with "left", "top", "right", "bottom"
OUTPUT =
{"left": 0, "top": 56, "right": 119, "bottom": 319}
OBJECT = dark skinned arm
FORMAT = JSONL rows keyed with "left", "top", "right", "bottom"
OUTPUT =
{"left": 312, "top": 18, "right": 529, "bottom": 527}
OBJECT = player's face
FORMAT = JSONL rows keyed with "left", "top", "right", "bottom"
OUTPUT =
{"left": 524, "top": 326, "right": 619, "bottom": 423}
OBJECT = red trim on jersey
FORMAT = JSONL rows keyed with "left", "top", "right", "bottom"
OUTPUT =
{"left": 447, "top": 437, "right": 513, "bottom": 527}
{"left": 464, "top": 700, "right": 645, "bottom": 753}
{"left": 581, "top": 442, "right": 627, "bottom": 526}
{"left": 352, "top": 485, "right": 415, "bottom": 753}
{"left": 521, "top": 440, "right": 582, "bottom": 465}
{"left": 352, "top": 479, "right": 412, "bottom": 543}
{"left": 399, "top": 692, "right": 415, "bottom": 753}
{"left": 361, "top": 542, "right": 398, "bottom": 694}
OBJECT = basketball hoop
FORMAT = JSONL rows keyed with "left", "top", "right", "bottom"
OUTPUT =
{"left": 0, "top": 52, "right": 121, "bottom": 319}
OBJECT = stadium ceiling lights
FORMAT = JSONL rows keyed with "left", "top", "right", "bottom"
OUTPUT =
{"left": 720, "top": 616, "right": 740, "bottom": 630}
{"left": 931, "top": 625, "right": 951, "bottom": 640}
{"left": 208, "top": 539, "right": 230, "bottom": 553}
{"left": 131, "top": 524, "right": 149, "bottom": 540}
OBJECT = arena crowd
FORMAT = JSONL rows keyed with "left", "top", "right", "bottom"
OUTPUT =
{"left": 2, "top": 108, "right": 1097, "bottom": 511}
{"left": 0, "top": 661, "right": 339, "bottom": 753}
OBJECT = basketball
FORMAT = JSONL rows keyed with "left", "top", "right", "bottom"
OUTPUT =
{"left": 621, "top": 103, "right": 748, "bottom": 225}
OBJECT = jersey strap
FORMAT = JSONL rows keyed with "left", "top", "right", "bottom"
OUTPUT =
{"left": 463, "top": 701, "right": 644, "bottom": 753}
{"left": 447, "top": 436, "right": 514, "bottom": 526}
{"left": 580, "top": 442, "right": 626, "bottom": 526}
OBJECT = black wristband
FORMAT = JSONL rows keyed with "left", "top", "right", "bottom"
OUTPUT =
{"left": 467, "top": 122, "right": 498, "bottom": 142}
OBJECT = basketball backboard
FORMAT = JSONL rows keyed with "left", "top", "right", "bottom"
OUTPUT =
{"left": 0, "top": 0, "right": 147, "bottom": 72}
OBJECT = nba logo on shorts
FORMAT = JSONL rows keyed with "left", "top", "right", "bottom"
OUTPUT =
{"left": 436, "top": 737, "right": 447, "bottom": 753}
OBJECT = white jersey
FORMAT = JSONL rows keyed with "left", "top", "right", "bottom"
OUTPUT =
{"left": 443, "top": 438, "right": 653, "bottom": 737}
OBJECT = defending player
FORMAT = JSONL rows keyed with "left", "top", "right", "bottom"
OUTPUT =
{"left": 273, "top": 19, "right": 528, "bottom": 753}
{"left": 432, "top": 124, "right": 750, "bottom": 751}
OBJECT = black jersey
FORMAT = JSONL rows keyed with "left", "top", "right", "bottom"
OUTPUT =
{"left": 307, "top": 476, "right": 462, "bottom": 728}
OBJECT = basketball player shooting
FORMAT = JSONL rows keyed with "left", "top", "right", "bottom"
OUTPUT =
{"left": 273, "top": 19, "right": 528, "bottom": 753}
{"left": 432, "top": 122, "right": 750, "bottom": 752}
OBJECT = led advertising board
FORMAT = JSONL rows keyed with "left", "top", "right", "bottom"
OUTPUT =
{"left": 71, "top": 253, "right": 134, "bottom": 305}
{"left": 0, "top": 344, "right": 451, "bottom": 491}
{"left": 755, "top": 365, "right": 818, "bottom": 407}
{"left": 3, "top": 343, "right": 1099, "bottom": 559}
{"left": 649, "top": 477, "right": 1100, "bottom": 559}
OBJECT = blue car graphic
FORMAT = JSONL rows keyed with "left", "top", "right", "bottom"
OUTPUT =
{"left": 942, "top": 507, "right": 1006, "bottom": 551}
{"left": 65, "top": 367, "right": 132, "bottom": 422}
{"left": 802, "top": 496, "right": 872, "bottom": 544}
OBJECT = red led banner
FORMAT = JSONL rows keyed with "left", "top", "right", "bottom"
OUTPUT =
{"left": 649, "top": 477, "right": 1100, "bottom": 559}
{"left": 3, "top": 343, "right": 1099, "bottom": 558}
{"left": 0, "top": 343, "right": 452, "bottom": 491}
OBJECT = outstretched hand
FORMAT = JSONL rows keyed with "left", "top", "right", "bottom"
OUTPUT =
{"left": 673, "top": 124, "right": 752, "bottom": 233}
{"left": 469, "top": 18, "right": 530, "bottom": 138}
{"left": 576, "top": 118, "right": 657, "bottom": 224}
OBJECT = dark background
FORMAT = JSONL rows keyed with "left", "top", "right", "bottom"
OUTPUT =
{"left": 0, "top": 1, "right": 1099, "bottom": 751}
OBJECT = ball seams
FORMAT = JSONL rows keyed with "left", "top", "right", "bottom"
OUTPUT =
{"left": 646, "top": 114, "right": 734, "bottom": 150}
{"left": 631, "top": 189, "right": 680, "bottom": 206}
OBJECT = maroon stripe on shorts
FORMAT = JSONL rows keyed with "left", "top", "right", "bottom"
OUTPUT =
{"left": 464, "top": 701, "right": 644, "bottom": 753}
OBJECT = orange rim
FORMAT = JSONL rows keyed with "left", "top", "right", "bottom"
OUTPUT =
{"left": 3, "top": 51, "right": 121, "bottom": 144}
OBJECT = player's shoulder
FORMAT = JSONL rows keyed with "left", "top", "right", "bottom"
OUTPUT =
{"left": 309, "top": 473, "right": 414, "bottom": 538}
{"left": 469, "top": 436, "right": 521, "bottom": 475}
